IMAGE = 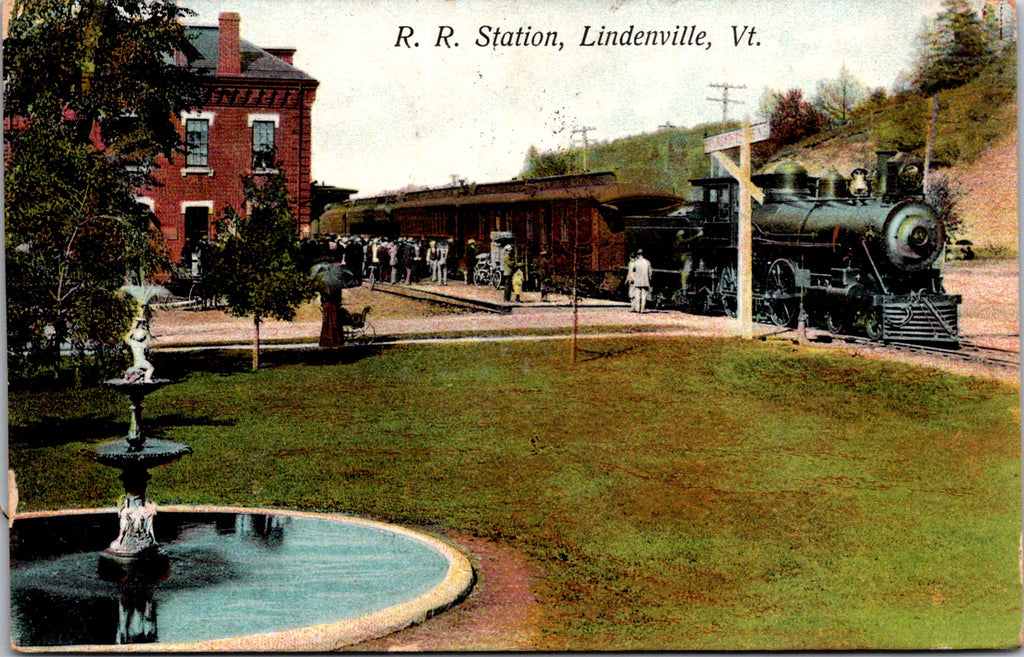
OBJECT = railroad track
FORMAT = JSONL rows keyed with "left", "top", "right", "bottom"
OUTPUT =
{"left": 833, "top": 334, "right": 1020, "bottom": 369}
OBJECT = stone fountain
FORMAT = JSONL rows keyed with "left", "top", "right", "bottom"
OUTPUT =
{"left": 93, "top": 284, "right": 190, "bottom": 582}
{"left": 10, "top": 284, "right": 474, "bottom": 649}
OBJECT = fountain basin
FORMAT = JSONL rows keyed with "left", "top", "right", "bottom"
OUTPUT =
{"left": 94, "top": 438, "right": 192, "bottom": 469}
{"left": 10, "top": 506, "right": 475, "bottom": 651}
{"left": 103, "top": 378, "right": 172, "bottom": 396}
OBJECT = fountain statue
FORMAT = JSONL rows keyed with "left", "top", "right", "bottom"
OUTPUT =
{"left": 125, "top": 315, "right": 155, "bottom": 383}
{"left": 94, "top": 283, "right": 190, "bottom": 580}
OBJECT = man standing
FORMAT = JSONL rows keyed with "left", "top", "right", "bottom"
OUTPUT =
{"left": 345, "top": 238, "right": 364, "bottom": 285}
{"left": 428, "top": 240, "right": 442, "bottom": 283}
{"left": 632, "top": 249, "right": 653, "bottom": 314}
{"left": 538, "top": 250, "right": 552, "bottom": 302}
{"left": 502, "top": 245, "right": 515, "bottom": 302}
{"left": 439, "top": 239, "right": 451, "bottom": 285}
{"left": 464, "top": 239, "right": 477, "bottom": 285}
{"left": 626, "top": 253, "right": 637, "bottom": 312}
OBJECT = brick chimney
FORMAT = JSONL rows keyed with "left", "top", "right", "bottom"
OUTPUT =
{"left": 218, "top": 12, "right": 241, "bottom": 76}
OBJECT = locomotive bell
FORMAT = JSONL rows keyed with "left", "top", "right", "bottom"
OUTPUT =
{"left": 849, "top": 168, "right": 870, "bottom": 197}
{"left": 817, "top": 167, "right": 849, "bottom": 198}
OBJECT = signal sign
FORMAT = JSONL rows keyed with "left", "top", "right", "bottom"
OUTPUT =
{"left": 704, "top": 121, "right": 770, "bottom": 153}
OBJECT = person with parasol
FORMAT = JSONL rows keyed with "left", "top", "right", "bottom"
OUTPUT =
{"left": 311, "top": 262, "right": 354, "bottom": 348}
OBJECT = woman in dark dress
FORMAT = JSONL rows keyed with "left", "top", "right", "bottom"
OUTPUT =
{"left": 318, "top": 288, "right": 345, "bottom": 348}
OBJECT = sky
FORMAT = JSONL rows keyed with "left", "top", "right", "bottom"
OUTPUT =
{"left": 176, "top": 0, "right": 950, "bottom": 196}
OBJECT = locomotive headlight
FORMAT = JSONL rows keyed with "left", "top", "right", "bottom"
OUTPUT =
{"left": 898, "top": 219, "right": 932, "bottom": 252}
{"left": 909, "top": 225, "right": 930, "bottom": 247}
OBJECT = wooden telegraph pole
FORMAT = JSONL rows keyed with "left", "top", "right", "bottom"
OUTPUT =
{"left": 707, "top": 82, "right": 746, "bottom": 125}
{"left": 704, "top": 121, "right": 769, "bottom": 339}
{"left": 571, "top": 126, "right": 596, "bottom": 173}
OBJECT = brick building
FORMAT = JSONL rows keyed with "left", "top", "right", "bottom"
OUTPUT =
{"left": 141, "top": 12, "right": 319, "bottom": 263}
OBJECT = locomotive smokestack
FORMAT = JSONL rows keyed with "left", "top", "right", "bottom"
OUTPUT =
{"left": 875, "top": 151, "right": 896, "bottom": 198}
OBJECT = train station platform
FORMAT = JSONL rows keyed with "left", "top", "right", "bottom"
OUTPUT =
{"left": 370, "top": 279, "right": 628, "bottom": 315}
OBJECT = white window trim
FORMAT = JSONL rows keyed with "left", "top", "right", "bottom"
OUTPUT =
{"left": 180, "top": 201, "right": 214, "bottom": 214}
{"left": 181, "top": 167, "right": 215, "bottom": 177}
{"left": 180, "top": 110, "right": 215, "bottom": 126}
{"left": 136, "top": 196, "right": 155, "bottom": 212}
{"left": 247, "top": 113, "right": 280, "bottom": 127}
{"left": 181, "top": 111, "right": 215, "bottom": 176}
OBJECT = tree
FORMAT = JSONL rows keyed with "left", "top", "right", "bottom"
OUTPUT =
{"left": 756, "top": 86, "right": 782, "bottom": 121}
{"left": 521, "top": 145, "right": 580, "bottom": 178}
{"left": 4, "top": 0, "right": 205, "bottom": 377}
{"left": 813, "top": 64, "right": 868, "bottom": 127}
{"left": 925, "top": 173, "right": 965, "bottom": 245}
{"left": 911, "top": 0, "right": 995, "bottom": 191}
{"left": 204, "top": 168, "right": 316, "bottom": 372}
{"left": 913, "top": 0, "right": 994, "bottom": 95}
{"left": 767, "top": 89, "right": 826, "bottom": 148}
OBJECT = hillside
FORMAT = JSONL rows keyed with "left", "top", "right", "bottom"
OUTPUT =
{"left": 770, "top": 49, "right": 1017, "bottom": 255}
{"left": 946, "top": 131, "right": 1017, "bottom": 256}
{"left": 524, "top": 49, "right": 1017, "bottom": 255}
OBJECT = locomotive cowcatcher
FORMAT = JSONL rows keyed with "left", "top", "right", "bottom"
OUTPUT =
{"left": 626, "top": 152, "right": 961, "bottom": 345}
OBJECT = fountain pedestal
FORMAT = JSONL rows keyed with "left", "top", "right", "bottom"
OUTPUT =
{"left": 94, "top": 378, "right": 190, "bottom": 583}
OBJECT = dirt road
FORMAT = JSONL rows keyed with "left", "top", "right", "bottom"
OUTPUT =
{"left": 150, "top": 259, "right": 1018, "bottom": 384}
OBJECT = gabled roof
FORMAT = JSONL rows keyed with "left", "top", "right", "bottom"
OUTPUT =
{"left": 184, "top": 25, "right": 316, "bottom": 82}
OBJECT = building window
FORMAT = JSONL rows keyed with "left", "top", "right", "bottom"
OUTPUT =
{"left": 252, "top": 120, "right": 276, "bottom": 171}
{"left": 185, "top": 119, "right": 209, "bottom": 167}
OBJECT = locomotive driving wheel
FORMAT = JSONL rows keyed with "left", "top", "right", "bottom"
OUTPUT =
{"left": 764, "top": 258, "right": 800, "bottom": 327}
{"left": 823, "top": 307, "right": 847, "bottom": 335}
{"left": 714, "top": 265, "right": 738, "bottom": 318}
{"left": 862, "top": 308, "right": 884, "bottom": 341}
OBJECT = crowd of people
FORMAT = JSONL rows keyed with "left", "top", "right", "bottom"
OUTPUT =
{"left": 304, "top": 234, "right": 464, "bottom": 286}
{"left": 309, "top": 235, "right": 648, "bottom": 348}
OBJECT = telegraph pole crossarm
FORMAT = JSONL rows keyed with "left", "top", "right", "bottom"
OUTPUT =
{"left": 708, "top": 82, "right": 747, "bottom": 124}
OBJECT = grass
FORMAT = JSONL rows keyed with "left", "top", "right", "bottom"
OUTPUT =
{"left": 8, "top": 336, "right": 1021, "bottom": 650}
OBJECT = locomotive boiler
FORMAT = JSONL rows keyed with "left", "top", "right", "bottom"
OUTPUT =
{"left": 628, "top": 152, "right": 960, "bottom": 344}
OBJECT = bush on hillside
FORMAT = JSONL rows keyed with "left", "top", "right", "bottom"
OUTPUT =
{"left": 926, "top": 173, "right": 965, "bottom": 244}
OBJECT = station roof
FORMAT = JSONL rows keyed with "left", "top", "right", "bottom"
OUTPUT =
{"left": 184, "top": 26, "right": 317, "bottom": 82}
{"left": 352, "top": 172, "right": 684, "bottom": 215}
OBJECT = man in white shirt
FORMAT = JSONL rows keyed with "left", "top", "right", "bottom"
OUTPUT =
{"left": 632, "top": 249, "right": 653, "bottom": 314}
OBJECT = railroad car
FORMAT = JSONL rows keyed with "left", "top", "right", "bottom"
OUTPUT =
{"left": 340, "top": 172, "right": 681, "bottom": 292}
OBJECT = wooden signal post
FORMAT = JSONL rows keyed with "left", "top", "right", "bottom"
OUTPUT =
{"left": 704, "top": 121, "right": 769, "bottom": 339}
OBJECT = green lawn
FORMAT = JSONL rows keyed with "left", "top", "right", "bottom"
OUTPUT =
{"left": 9, "top": 337, "right": 1021, "bottom": 650}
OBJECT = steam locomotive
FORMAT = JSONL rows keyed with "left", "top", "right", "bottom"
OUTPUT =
{"left": 627, "top": 152, "right": 960, "bottom": 344}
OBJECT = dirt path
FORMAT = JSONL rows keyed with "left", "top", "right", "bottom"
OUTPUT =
{"left": 350, "top": 532, "right": 545, "bottom": 652}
